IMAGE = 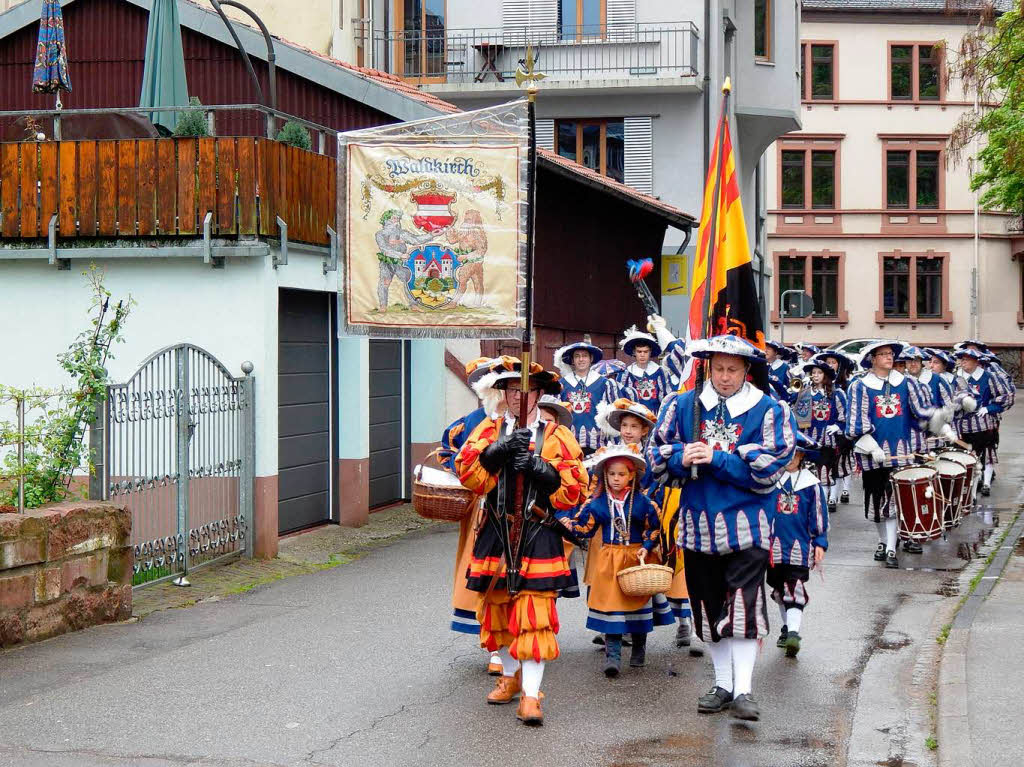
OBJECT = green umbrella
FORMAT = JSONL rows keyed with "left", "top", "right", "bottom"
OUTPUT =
{"left": 139, "top": 0, "right": 189, "bottom": 134}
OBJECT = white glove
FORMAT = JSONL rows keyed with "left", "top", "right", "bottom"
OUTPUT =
{"left": 853, "top": 433, "right": 881, "bottom": 456}
{"left": 977, "top": 406, "right": 989, "bottom": 417}
{"left": 928, "top": 406, "right": 952, "bottom": 436}
{"left": 658, "top": 444, "right": 675, "bottom": 458}
{"left": 871, "top": 448, "right": 886, "bottom": 464}
{"left": 961, "top": 395, "right": 978, "bottom": 413}
{"left": 646, "top": 314, "right": 677, "bottom": 349}
{"left": 825, "top": 424, "right": 840, "bottom": 436}
{"left": 939, "top": 424, "right": 957, "bottom": 442}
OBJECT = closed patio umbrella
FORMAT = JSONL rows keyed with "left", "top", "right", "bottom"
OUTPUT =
{"left": 139, "top": 0, "right": 190, "bottom": 134}
{"left": 32, "top": 0, "right": 72, "bottom": 108}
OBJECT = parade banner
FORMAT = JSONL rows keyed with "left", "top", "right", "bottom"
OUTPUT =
{"left": 338, "top": 102, "right": 529, "bottom": 338}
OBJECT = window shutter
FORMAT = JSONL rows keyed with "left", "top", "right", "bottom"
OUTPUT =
{"left": 624, "top": 116, "right": 654, "bottom": 195}
{"left": 503, "top": 0, "right": 558, "bottom": 44}
{"left": 606, "top": 0, "right": 636, "bottom": 39}
{"left": 536, "top": 118, "right": 554, "bottom": 152}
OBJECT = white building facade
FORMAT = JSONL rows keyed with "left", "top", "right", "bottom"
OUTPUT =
{"left": 766, "top": 0, "right": 1024, "bottom": 372}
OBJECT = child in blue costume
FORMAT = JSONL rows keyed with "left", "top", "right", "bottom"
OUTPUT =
{"left": 770, "top": 431, "right": 829, "bottom": 658}
{"left": 648, "top": 334, "right": 796, "bottom": 722}
{"left": 555, "top": 340, "right": 622, "bottom": 456}
{"left": 804, "top": 356, "right": 847, "bottom": 512}
{"left": 563, "top": 443, "right": 664, "bottom": 677}
{"left": 817, "top": 350, "right": 856, "bottom": 504}
{"left": 596, "top": 399, "right": 691, "bottom": 648}
{"left": 615, "top": 325, "right": 672, "bottom": 415}
{"left": 845, "top": 341, "right": 950, "bottom": 568}
{"left": 953, "top": 347, "right": 1013, "bottom": 496}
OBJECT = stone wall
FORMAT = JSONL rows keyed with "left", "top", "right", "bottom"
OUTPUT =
{"left": 0, "top": 501, "right": 132, "bottom": 647}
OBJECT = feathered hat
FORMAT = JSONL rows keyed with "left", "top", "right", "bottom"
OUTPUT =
{"left": 595, "top": 398, "right": 657, "bottom": 438}
{"left": 859, "top": 340, "right": 906, "bottom": 369}
{"left": 955, "top": 339, "right": 990, "bottom": 353}
{"left": 687, "top": 334, "right": 768, "bottom": 365}
{"left": 804, "top": 356, "right": 837, "bottom": 382}
{"left": 953, "top": 347, "right": 985, "bottom": 362}
{"left": 537, "top": 394, "right": 572, "bottom": 427}
{"left": 897, "top": 345, "right": 927, "bottom": 362}
{"left": 925, "top": 347, "right": 954, "bottom": 370}
{"left": 471, "top": 356, "right": 562, "bottom": 416}
{"left": 815, "top": 349, "right": 855, "bottom": 373}
{"left": 620, "top": 325, "right": 662, "bottom": 358}
{"left": 589, "top": 442, "right": 647, "bottom": 476}
{"left": 591, "top": 358, "right": 626, "bottom": 379}
{"left": 554, "top": 338, "right": 604, "bottom": 378}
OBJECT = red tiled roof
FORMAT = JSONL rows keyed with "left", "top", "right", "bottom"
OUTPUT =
{"left": 334, "top": 62, "right": 463, "bottom": 115}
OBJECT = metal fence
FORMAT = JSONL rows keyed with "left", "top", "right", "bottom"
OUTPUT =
{"left": 371, "top": 22, "right": 700, "bottom": 84}
{"left": 95, "top": 344, "right": 255, "bottom": 587}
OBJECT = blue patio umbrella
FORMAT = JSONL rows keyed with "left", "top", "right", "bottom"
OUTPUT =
{"left": 139, "top": 0, "right": 190, "bottom": 134}
{"left": 32, "top": 0, "right": 72, "bottom": 107}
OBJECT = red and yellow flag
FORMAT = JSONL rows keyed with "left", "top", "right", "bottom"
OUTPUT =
{"left": 682, "top": 93, "right": 766, "bottom": 390}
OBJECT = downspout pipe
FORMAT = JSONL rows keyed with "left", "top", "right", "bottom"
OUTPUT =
{"left": 703, "top": 0, "right": 711, "bottom": 174}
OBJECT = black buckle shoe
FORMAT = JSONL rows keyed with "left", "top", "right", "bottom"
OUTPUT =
{"left": 731, "top": 693, "right": 760, "bottom": 721}
{"left": 885, "top": 550, "right": 899, "bottom": 569}
{"left": 903, "top": 540, "right": 923, "bottom": 554}
{"left": 784, "top": 631, "right": 802, "bottom": 658}
{"left": 697, "top": 686, "right": 733, "bottom": 713}
{"left": 776, "top": 625, "right": 788, "bottom": 648}
{"left": 828, "top": 500, "right": 838, "bottom": 514}
{"left": 873, "top": 543, "right": 887, "bottom": 562}
{"left": 840, "top": 491, "right": 850, "bottom": 504}
{"left": 981, "top": 484, "right": 991, "bottom": 497}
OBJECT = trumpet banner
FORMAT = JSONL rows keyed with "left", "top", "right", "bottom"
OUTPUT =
{"left": 339, "top": 102, "right": 529, "bottom": 338}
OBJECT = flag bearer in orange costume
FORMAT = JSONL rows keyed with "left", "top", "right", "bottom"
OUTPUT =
{"left": 455, "top": 356, "right": 587, "bottom": 726}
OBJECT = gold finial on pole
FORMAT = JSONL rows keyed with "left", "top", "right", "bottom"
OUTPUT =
{"left": 722, "top": 76, "right": 732, "bottom": 94}
{"left": 515, "top": 45, "right": 546, "bottom": 102}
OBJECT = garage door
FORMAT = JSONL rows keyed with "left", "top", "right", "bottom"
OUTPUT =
{"left": 368, "top": 340, "right": 408, "bottom": 508}
{"left": 278, "top": 290, "right": 335, "bottom": 533}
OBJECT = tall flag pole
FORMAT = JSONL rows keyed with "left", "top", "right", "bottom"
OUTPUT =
{"left": 686, "top": 77, "right": 768, "bottom": 475}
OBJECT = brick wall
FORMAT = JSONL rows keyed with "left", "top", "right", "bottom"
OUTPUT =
{"left": 0, "top": 501, "right": 132, "bottom": 647}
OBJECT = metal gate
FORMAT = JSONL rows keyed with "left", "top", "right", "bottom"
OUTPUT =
{"left": 97, "top": 345, "right": 255, "bottom": 587}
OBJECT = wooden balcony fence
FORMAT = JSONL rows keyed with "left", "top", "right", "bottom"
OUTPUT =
{"left": 0, "top": 137, "right": 335, "bottom": 247}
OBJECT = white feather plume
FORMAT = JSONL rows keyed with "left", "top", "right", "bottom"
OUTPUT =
{"left": 595, "top": 400, "right": 618, "bottom": 438}
{"left": 552, "top": 344, "right": 574, "bottom": 379}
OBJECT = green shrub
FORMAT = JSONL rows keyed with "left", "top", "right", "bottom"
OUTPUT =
{"left": 276, "top": 120, "right": 312, "bottom": 150}
{"left": 173, "top": 97, "right": 211, "bottom": 138}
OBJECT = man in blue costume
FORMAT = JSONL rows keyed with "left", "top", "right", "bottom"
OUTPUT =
{"left": 556, "top": 340, "right": 622, "bottom": 456}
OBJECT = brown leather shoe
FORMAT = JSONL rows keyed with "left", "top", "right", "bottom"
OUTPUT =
{"left": 517, "top": 695, "right": 544, "bottom": 726}
{"left": 486, "top": 673, "right": 521, "bottom": 704}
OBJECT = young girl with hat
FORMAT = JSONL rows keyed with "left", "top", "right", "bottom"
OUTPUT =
{"left": 804, "top": 356, "right": 847, "bottom": 513}
{"left": 563, "top": 443, "right": 666, "bottom": 677}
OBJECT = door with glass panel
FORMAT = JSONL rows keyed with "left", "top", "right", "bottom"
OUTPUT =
{"left": 393, "top": 0, "right": 446, "bottom": 82}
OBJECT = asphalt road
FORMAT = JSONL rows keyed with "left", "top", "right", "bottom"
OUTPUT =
{"left": 1, "top": 417, "right": 1020, "bottom": 767}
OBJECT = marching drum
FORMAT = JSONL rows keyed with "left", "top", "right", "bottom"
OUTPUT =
{"left": 934, "top": 459, "right": 967, "bottom": 531}
{"left": 892, "top": 466, "right": 943, "bottom": 543}
{"left": 937, "top": 451, "right": 978, "bottom": 511}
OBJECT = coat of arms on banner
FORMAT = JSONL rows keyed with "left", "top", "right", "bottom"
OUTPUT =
{"left": 344, "top": 141, "right": 523, "bottom": 334}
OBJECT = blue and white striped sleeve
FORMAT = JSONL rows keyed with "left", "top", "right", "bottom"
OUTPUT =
{"left": 648, "top": 392, "right": 685, "bottom": 481}
{"left": 907, "top": 377, "right": 938, "bottom": 421}
{"left": 714, "top": 399, "right": 796, "bottom": 493}
{"left": 661, "top": 339, "right": 687, "bottom": 390}
{"left": 988, "top": 371, "right": 1012, "bottom": 415}
{"left": 845, "top": 380, "right": 872, "bottom": 440}
{"left": 811, "top": 484, "right": 829, "bottom": 550}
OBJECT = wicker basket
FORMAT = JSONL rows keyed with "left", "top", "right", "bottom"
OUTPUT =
{"left": 616, "top": 551, "right": 673, "bottom": 597}
{"left": 412, "top": 450, "right": 475, "bottom": 523}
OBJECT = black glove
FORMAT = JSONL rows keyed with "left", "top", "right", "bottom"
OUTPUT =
{"left": 480, "top": 435, "right": 517, "bottom": 473}
{"left": 523, "top": 455, "right": 561, "bottom": 496}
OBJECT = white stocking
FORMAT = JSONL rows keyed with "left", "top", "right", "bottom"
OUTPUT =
{"left": 731, "top": 638, "right": 759, "bottom": 697}
{"left": 707, "top": 639, "right": 733, "bottom": 693}
{"left": 786, "top": 607, "right": 803, "bottom": 634}
{"left": 885, "top": 517, "right": 899, "bottom": 553}
{"left": 498, "top": 646, "right": 520, "bottom": 677}
{"left": 521, "top": 660, "right": 544, "bottom": 698}
{"left": 842, "top": 475, "right": 851, "bottom": 493}
{"left": 875, "top": 521, "right": 888, "bottom": 545}
{"left": 984, "top": 465, "right": 994, "bottom": 486}
{"left": 828, "top": 483, "right": 839, "bottom": 504}
{"left": 778, "top": 601, "right": 788, "bottom": 626}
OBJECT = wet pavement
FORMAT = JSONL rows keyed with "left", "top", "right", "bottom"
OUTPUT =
{"left": 0, "top": 414, "right": 1020, "bottom": 766}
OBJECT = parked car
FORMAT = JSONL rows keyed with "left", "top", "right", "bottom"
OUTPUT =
{"left": 827, "top": 338, "right": 887, "bottom": 370}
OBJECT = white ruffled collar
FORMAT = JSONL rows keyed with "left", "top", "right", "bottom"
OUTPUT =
{"left": 860, "top": 371, "right": 905, "bottom": 391}
{"left": 698, "top": 380, "right": 762, "bottom": 418}
{"left": 564, "top": 370, "right": 601, "bottom": 388}
{"left": 779, "top": 468, "right": 820, "bottom": 491}
{"left": 628, "top": 361, "right": 660, "bottom": 376}
{"left": 919, "top": 370, "right": 933, "bottom": 384}
{"left": 770, "top": 359, "right": 787, "bottom": 371}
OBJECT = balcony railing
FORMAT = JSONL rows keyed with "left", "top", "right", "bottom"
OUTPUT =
{"left": 370, "top": 22, "right": 699, "bottom": 85}
{"left": 0, "top": 105, "right": 336, "bottom": 247}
